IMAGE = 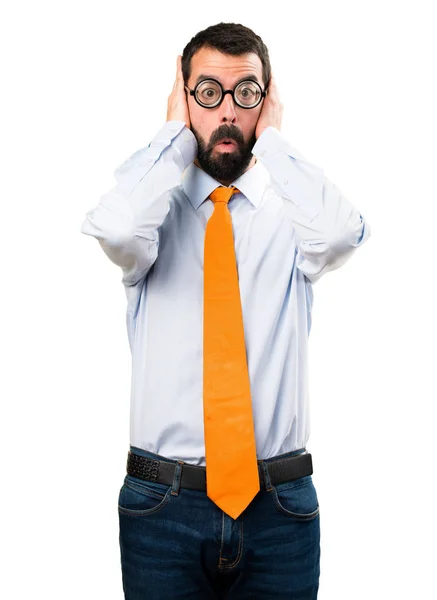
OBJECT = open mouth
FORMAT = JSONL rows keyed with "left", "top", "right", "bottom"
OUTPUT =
{"left": 215, "top": 138, "right": 237, "bottom": 149}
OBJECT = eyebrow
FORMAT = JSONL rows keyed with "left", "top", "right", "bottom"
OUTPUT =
{"left": 194, "top": 74, "right": 261, "bottom": 88}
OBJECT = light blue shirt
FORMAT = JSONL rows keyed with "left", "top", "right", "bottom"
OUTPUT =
{"left": 81, "top": 120, "right": 370, "bottom": 466}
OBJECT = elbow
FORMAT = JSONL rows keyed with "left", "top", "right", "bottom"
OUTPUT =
{"left": 296, "top": 225, "right": 366, "bottom": 283}
{"left": 330, "top": 213, "right": 371, "bottom": 255}
{"left": 296, "top": 213, "right": 370, "bottom": 283}
{"left": 321, "top": 214, "right": 371, "bottom": 271}
{"left": 100, "top": 230, "right": 159, "bottom": 286}
{"left": 353, "top": 214, "right": 371, "bottom": 246}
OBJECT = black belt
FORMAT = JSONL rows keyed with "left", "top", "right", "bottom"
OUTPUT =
{"left": 126, "top": 450, "right": 313, "bottom": 491}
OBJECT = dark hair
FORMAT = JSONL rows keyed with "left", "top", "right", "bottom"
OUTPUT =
{"left": 181, "top": 22, "right": 271, "bottom": 90}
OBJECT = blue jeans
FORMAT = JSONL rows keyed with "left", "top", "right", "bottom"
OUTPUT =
{"left": 118, "top": 446, "right": 320, "bottom": 599}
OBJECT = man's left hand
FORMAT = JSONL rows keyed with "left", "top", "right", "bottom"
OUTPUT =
{"left": 255, "top": 71, "right": 284, "bottom": 140}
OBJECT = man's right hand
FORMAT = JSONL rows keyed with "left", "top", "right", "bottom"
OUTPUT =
{"left": 167, "top": 55, "right": 191, "bottom": 130}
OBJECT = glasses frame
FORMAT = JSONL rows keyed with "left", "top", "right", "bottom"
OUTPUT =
{"left": 184, "top": 78, "right": 267, "bottom": 110}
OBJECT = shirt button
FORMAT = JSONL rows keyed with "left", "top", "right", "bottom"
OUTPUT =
{"left": 284, "top": 179, "right": 288, "bottom": 185}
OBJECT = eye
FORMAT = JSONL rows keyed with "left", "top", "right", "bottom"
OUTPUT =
{"left": 235, "top": 81, "right": 261, "bottom": 106}
{"left": 202, "top": 88, "right": 218, "bottom": 99}
{"left": 240, "top": 86, "right": 255, "bottom": 98}
{"left": 195, "top": 80, "right": 222, "bottom": 105}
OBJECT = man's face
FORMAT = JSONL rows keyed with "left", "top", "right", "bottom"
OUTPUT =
{"left": 186, "top": 47, "right": 265, "bottom": 185}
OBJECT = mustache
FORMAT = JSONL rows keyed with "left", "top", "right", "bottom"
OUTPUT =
{"left": 209, "top": 125, "right": 244, "bottom": 149}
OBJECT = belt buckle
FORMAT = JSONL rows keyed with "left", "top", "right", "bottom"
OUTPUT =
{"left": 128, "top": 452, "right": 160, "bottom": 482}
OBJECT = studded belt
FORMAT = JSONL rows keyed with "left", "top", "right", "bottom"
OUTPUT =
{"left": 126, "top": 450, "right": 313, "bottom": 491}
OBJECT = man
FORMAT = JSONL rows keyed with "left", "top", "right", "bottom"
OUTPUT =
{"left": 81, "top": 22, "right": 370, "bottom": 600}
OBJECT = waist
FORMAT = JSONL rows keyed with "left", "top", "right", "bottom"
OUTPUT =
{"left": 126, "top": 446, "right": 313, "bottom": 492}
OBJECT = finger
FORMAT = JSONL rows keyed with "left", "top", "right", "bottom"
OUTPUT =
{"left": 269, "top": 73, "right": 279, "bottom": 97}
{"left": 174, "top": 56, "right": 181, "bottom": 84}
{"left": 172, "top": 57, "right": 179, "bottom": 89}
{"left": 177, "top": 55, "right": 183, "bottom": 82}
{"left": 175, "top": 61, "right": 184, "bottom": 91}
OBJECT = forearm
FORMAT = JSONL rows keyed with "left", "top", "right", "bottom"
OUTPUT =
{"left": 252, "top": 127, "right": 370, "bottom": 283}
{"left": 80, "top": 121, "right": 197, "bottom": 285}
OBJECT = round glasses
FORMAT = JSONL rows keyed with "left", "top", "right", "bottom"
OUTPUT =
{"left": 184, "top": 78, "right": 267, "bottom": 109}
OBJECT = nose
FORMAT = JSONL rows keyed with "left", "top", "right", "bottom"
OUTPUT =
{"left": 218, "top": 91, "right": 237, "bottom": 123}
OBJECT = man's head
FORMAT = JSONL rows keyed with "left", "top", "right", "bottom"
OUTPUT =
{"left": 181, "top": 23, "right": 271, "bottom": 185}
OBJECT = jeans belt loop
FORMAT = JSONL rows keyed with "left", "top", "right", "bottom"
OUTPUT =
{"left": 259, "top": 460, "right": 273, "bottom": 492}
{"left": 171, "top": 461, "right": 184, "bottom": 496}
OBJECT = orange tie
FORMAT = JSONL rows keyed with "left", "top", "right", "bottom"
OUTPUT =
{"left": 203, "top": 185, "right": 260, "bottom": 520}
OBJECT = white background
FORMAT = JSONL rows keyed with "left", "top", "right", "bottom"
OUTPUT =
{"left": 2, "top": 0, "right": 436, "bottom": 598}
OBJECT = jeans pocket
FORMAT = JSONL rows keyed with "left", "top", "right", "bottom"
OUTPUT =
{"left": 118, "top": 475, "right": 172, "bottom": 516}
{"left": 271, "top": 475, "right": 320, "bottom": 520}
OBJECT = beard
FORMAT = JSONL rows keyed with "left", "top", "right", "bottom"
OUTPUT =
{"left": 191, "top": 123, "right": 256, "bottom": 183}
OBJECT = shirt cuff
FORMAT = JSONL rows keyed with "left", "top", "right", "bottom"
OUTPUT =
{"left": 166, "top": 121, "right": 198, "bottom": 170}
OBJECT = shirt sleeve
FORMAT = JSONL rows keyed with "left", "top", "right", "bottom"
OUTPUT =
{"left": 252, "top": 126, "right": 371, "bottom": 284}
{"left": 80, "top": 121, "right": 197, "bottom": 286}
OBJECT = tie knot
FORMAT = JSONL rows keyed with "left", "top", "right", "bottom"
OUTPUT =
{"left": 209, "top": 186, "right": 240, "bottom": 205}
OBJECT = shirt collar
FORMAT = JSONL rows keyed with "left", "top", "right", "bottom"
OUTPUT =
{"left": 181, "top": 159, "right": 270, "bottom": 210}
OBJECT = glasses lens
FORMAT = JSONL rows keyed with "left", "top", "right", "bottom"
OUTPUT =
{"left": 235, "top": 81, "right": 262, "bottom": 107}
{"left": 195, "top": 80, "right": 222, "bottom": 107}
